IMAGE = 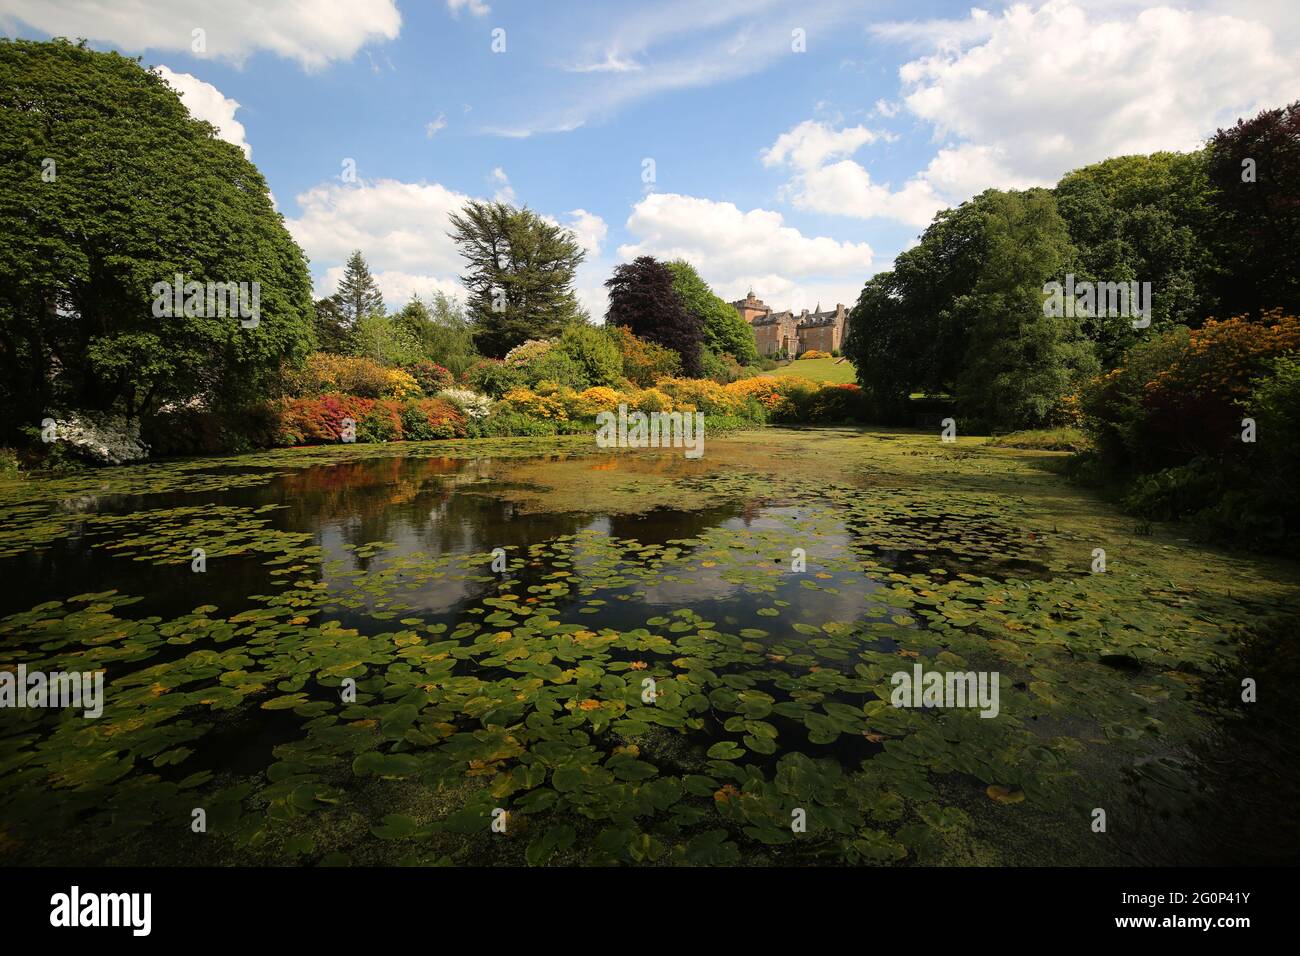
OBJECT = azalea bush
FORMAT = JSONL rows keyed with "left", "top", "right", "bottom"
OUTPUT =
{"left": 273, "top": 394, "right": 465, "bottom": 445}
{"left": 292, "top": 353, "right": 421, "bottom": 399}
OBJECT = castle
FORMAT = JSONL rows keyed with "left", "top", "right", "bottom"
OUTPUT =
{"left": 730, "top": 291, "right": 848, "bottom": 357}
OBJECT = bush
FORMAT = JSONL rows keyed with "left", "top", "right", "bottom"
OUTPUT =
{"left": 611, "top": 326, "right": 681, "bottom": 387}
{"left": 465, "top": 359, "right": 526, "bottom": 397}
{"left": 293, "top": 353, "right": 421, "bottom": 399}
{"left": 404, "top": 360, "right": 455, "bottom": 395}
{"left": 560, "top": 324, "right": 623, "bottom": 387}
{"left": 438, "top": 387, "right": 493, "bottom": 420}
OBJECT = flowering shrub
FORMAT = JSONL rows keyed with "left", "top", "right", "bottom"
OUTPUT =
{"left": 501, "top": 387, "right": 570, "bottom": 421}
{"left": 1080, "top": 311, "right": 1300, "bottom": 469}
{"left": 293, "top": 353, "right": 421, "bottom": 399}
{"left": 504, "top": 339, "right": 556, "bottom": 367}
{"left": 404, "top": 360, "right": 455, "bottom": 395}
{"left": 800, "top": 349, "right": 831, "bottom": 360}
{"left": 628, "top": 387, "right": 674, "bottom": 413}
{"left": 438, "top": 387, "right": 493, "bottom": 419}
{"left": 656, "top": 377, "right": 746, "bottom": 415}
{"left": 611, "top": 325, "right": 681, "bottom": 387}
{"left": 572, "top": 386, "right": 622, "bottom": 415}
{"left": 272, "top": 394, "right": 464, "bottom": 445}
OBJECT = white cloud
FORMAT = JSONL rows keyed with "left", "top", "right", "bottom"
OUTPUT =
{"left": 565, "top": 209, "right": 608, "bottom": 258}
{"left": 770, "top": 0, "right": 1300, "bottom": 227}
{"left": 286, "top": 178, "right": 473, "bottom": 298}
{"left": 895, "top": 1, "right": 1299, "bottom": 183}
{"left": 446, "top": 0, "right": 490, "bottom": 17}
{"left": 0, "top": 0, "right": 401, "bottom": 70}
{"left": 617, "top": 192, "right": 872, "bottom": 311}
{"left": 153, "top": 65, "right": 250, "bottom": 158}
{"left": 566, "top": 52, "right": 643, "bottom": 73}
{"left": 760, "top": 120, "right": 890, "bottom": 171}
{"left": 489, "top": 167, "right": 515, "bottom": 203}
{"left": 327, "top": 266, "right": 463, "bottom": 308}
{"left": 286, "top": 177, "right": 609, "bottom": 310}
{"left": 425, "top": 113, "right": 447, "bottom": 138}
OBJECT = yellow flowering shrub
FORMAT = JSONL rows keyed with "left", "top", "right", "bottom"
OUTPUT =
{"left": 501, "top": 387, "right": 569, "bottom": 421}
{"left": 656, "top": 377, "right": 745, "bottom": 414}
{"left": 629, "top": 387, "right": 674, "bottom": 413}
{"left": 294, "top": 352, "right": 422, "bottom": 399}
{"left": 573, "top": 386, "right": 622, "bottom": 415}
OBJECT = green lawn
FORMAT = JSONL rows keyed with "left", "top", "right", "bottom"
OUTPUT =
{"left": 758, "top": 356, "right": 857, "bottom": 384}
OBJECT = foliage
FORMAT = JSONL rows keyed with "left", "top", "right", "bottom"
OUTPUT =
{"left": 392, "top": 293, "right": 480, "bottom": 375}
{"left": 449, "top": 200, "right": 586, "bottom": 357}
{"left": 292, "top": 353, "right": 421, "bottom": 400}
{"left": 1206, "top": 100, "right": 1300, "bottom": 318}
{"left": 352, "top": 312, "right": 424, "bottom": 368}
{"left": 436, "top": 387, "right": 493, "bottom": 420}
{"left": 464, "top": 358, "right": 526, "bottom": 398}
{"left": 1054, "top": 151, "right": 1221, "bottom": 366}
{"left": 609, "top": 325, "right": 681, "bottom": 387}
{"left": 330, "top": 250, "right": 384, "bottom": 325}
{"left": 273, "top": 394, "right": 465, "bottom": 445}
{"left": 0, "top": 39, "right": 314, "bottom": 436}
{"left": 1080, "top": 311, "right": 1300, "bottom": 471}
{"left": 313, "top": 297, "right": 355, "bottom": 354}
{"left": 665, "top": 259, "right": 758, "bottom": 364}
{"left": 605, "top": 256, "right": 703, "bottom": 376}
{"left": 403, "top": 359, "right": 455, "bottom": 395}
{"left": 956, "top": 189, "right": 1098, "bottom": 430}
{"left": 559, "top": 323, "right": 623, "bottom": 388}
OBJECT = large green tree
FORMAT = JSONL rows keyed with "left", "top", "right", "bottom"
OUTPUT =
{"left": 448, "top": 200, "right": 585, "bottom": 357}
{"left": 664, "top": 260, "right": 757, "bottom": 364}
{"left": 846, "top": 188, "right": 1095, "bottom": 429}
{"left": 1054, "top": 151, "right": 1220, "bottom": 365}
{"left": 0, "top": 39, "right": 314, "bottom": 434}
{"left": 955, "top": 189, "right": 1097, "bottom": 429}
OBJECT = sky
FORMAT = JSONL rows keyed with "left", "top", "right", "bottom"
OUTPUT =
{"left": 3, "top": 0, "right": 1299, "bottom": 320}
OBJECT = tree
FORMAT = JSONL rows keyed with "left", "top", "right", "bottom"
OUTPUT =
{"left": 448, "top": 200, "right": 585, "bottom": 357}
{"left": 0, "top": 39, "right": 313, "bottom": 436}
{"left": 1206, "top": 101, "right": 1300, "bottom": 319}
{"left": 332, "top": 250, "right": 385, "bottom": 324}
{"left": 955, "top": 189, "right": 1097, "bottom": 429}
{"left": 665, "top": 260, "right": 757, "bottom": 364}
{"left": 605, "top": 256, "right": 702, "bottom": 376}
{"left": 845, "top": 188, "right": 1095, "bottom": 429}
{"left": 392, "top": 292, "right": 479, "bottom": 375}
{"left": 1054, "top": 151, "right": 1220, "bottom": 365}
{"left": 313, "top": 297, "right": 355, "bottom": 354}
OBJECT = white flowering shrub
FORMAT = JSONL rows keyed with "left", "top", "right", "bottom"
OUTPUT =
{"left": 438, "top": 388, "right": 494, "bottom": 420}
{"left": 53, "top": 411, "right": 150, "bottom": 464}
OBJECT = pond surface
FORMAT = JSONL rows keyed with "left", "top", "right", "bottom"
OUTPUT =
{"left": 2, "top": 429, "right": 1298, "bottom": 865}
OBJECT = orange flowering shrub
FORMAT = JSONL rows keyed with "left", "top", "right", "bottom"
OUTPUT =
{"left": 1080, "top": 311, "right": 1300, "bottom": 469}
{"left": 628, "top": 387, "right": 674, "bottom": 413}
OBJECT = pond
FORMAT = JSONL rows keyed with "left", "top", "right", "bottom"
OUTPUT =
{"left": 1, "top": 428, "right": 1298, "bottom": 865}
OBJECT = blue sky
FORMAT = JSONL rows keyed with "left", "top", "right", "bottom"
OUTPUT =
{"left": 3, "top": 0, "right": 1299, "bottom": 318}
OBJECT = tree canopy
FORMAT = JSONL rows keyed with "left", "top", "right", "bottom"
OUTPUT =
{"left": 448, "top": 200, "right": 585, "bottom": 358}
{"left": 0, "top": 38, "right": 314, "bottom": 434}
{"left": 665, "top": 260, "right": 757, "bottom": 364}
{"left": 604, "top": 256, "right": 703, "bottom": 377}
